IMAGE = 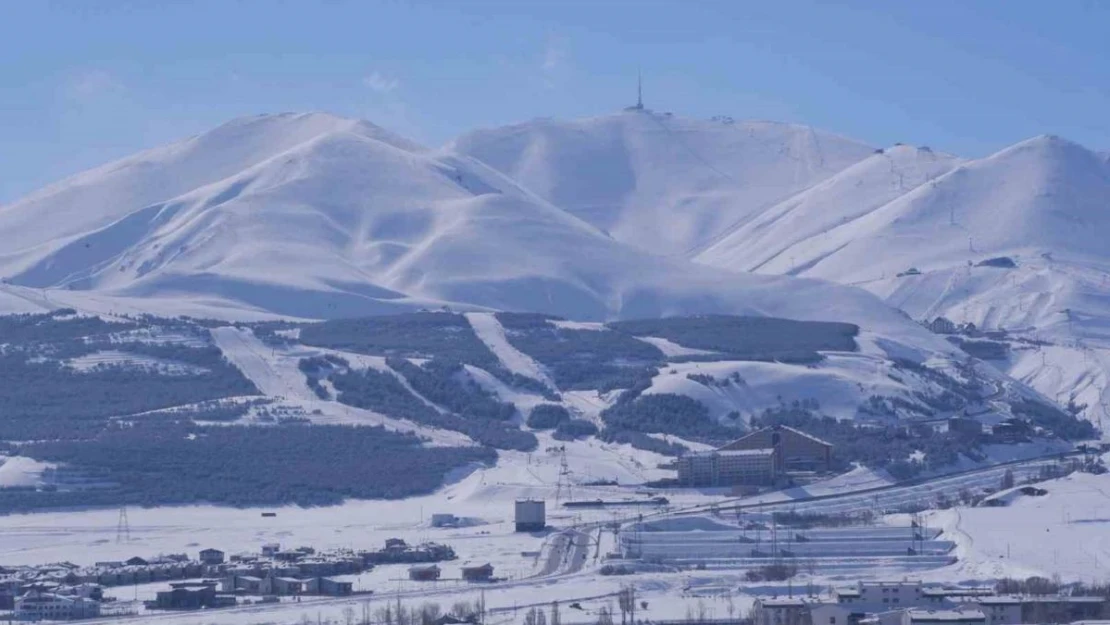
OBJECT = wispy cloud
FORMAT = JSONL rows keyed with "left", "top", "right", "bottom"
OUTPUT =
{"left": 364, "top": 71, "right": 400, "bottom": 94}
{"left": 540, "top": 35, "right": 570, "bottom": 88}
{"left": 63, "top": 68, "right": 126, "bottom": 103}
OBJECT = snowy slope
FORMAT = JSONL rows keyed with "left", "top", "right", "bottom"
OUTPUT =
{"left": 704, "top": 135, "right": 1110, "bottom": 282}
{"left": 698, "top": 145, "right": 962, "bottom": 273}
{"left": 936, "top": 469, "right": 1110, "bottom": 582}
{"left": 451, "top": 111, "right": 875, "bottom": 257}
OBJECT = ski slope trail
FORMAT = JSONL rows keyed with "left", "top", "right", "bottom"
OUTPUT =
{"left": 465, "top": 312, "right": 555, "bottom": 389}
{"left": 211, "top": 327, "right": 472, "bottom": 445}
{"left": 210, "top": 326, "right": 314, "bottom": 400}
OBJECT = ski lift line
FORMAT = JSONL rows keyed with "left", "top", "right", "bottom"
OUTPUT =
{"left": 646, "top": 113, "right": 738, "bottom": 185}
{"left": 678, "top": 130, "right": 861, "bottom": 259}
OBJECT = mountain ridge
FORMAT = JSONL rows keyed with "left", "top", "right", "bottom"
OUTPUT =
{"left": 0, "top": 111, "right": 945, "bottom": 357}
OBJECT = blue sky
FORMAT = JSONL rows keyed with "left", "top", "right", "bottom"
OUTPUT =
{"left": 3, "top": 0, "right": 1108, "bottom": 202}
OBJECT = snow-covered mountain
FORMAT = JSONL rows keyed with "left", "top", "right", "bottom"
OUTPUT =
{"left": 7, "top": 108, "right": 1109, "bottom": 425}
{"left": 451, "top": 112, "right": 875, "bottom": 258}
{"left": 701, "top": 135, "right": 1110, "bottom": 281}
{"left": 0, "top": 112, "right": 938, "bottom": 346}
{"left": 693, "top": 135, "right": 1110, "bottom": 424}
{"left": 454, "top": 113, "right": 1110, "bottom": 425}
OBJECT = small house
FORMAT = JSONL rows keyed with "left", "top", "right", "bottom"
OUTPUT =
{"left": 461, "top": 563, "right": 494, "bottom": 583}
{"left": 991, "top": 419, "right": 1030, "bottom": 442}
{"left": 927, "top": 317, "right": 957, "bottom": 335}
{"left": 408, "top": 564, "right": 440, "bottom": 581}
{"left": 154, "top": 582, "right": 218, "bottom": 610}
{"left": 431, "top": 513, "right": 459, "bottom": 528}
{"left": 274, "top": 550, "right": 305, "bottom": 563}
{"left": 319, "top": 577, "right": 353, "bottom": 596}
{"left": 947, "top": 417, "right": 983, "bottom": 437}
{"left": 272, "top": 577, "right": 307, "bottom": 596}
{"left": 199, "top": 549, "right": 225, "bottom": 566}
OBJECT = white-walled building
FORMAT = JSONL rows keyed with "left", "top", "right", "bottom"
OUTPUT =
{"left": 976, "top": 597, "right": 1022, "bottom": 625}
{"left": 903, "top": 609, "right": 986, "bottom": 625}
{"left": 15, "top": 589, "right": 101, "bottom": 621}
{"left": 677, "top": 449, "right": 777, "bottom": 486}
{"left": 754, "top": 597, "right": 815, "bottom": 625}
{"left": 847, "top": 581, "right": 925, "bottom": 608}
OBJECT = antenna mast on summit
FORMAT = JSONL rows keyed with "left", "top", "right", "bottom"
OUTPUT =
{"left": 636, "top": 70, "right": 644, "bottom": 110}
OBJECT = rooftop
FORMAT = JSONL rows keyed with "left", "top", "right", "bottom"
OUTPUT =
{"left": 758, "top": 597, "right": 811, "bottom": 607}
{"left": 687, "top": 449, "right": 776, "bottom": 458}
{"left": 979, "top": 595, "right": 1105, "bottom": 605}
{"left": 906, "top": 609, "right": 986, "bottom": 622}
{"left": 922, "top": 587, "right": 994, "bottom": 597}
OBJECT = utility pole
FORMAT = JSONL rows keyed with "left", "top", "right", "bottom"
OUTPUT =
{"left": 555, "top": 446, "right": 572, "bottom": 504}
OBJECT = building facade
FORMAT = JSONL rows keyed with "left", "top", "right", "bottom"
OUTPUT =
{"left": 15, "top": 589, "right": 101, "bottom": 621}
{"left": 754, "top": 597, "right": 813, "bottom": 625}
{"left": 676, "top": 449, "right": 777, "bottom": 486}
{"left": 514, "top": 500, "right": 546, "bottom": 532}
{"left": 903, "top": 610, "right": 986, "bottom": 625}
{"left": 719, "top": 425, "right": 832, "bottom": 472}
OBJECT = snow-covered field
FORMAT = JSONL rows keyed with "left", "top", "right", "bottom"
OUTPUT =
{"left": 935, "top": 468, "right": 1110, "bottom": 583}
{"left": 1, "top": 448, "right": 1099, "bottom": 625}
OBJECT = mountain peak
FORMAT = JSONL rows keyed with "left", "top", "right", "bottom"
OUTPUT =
{"left": 993, "top": 133, "right": 1095, "bottom": 161}
{"left": 199, "top": 111, "right": 425, "bottom": 154}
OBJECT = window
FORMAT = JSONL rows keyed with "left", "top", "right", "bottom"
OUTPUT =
{"left": 894, "top": 599, "right": 900, "bottom": 604}
{"left": 882, "top": 599, "right": 889, "bottom": 604}
{"left": 830, "top": 618, "right": 836, "bottom": 624}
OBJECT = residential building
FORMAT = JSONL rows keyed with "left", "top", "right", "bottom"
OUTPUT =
{"left": 754, "top": 597, "right": 813, "bottom": 625}
{"left": 990, "top": 420, "right": 1031, "bottom": 443}
{"left": 409, "top": 565, "right": 441, "bottom": 581}
{"left": 976, "top": 597, "right": 1022, "bottom": 625}
{"left": 947, "top": 417, "right": 984, "bottom": 437}
{"left": 927, "top": 318, "right": 957, "bottom": 335}
{"left": 318, "top": 577, "right": 353, "bottom": 596}
{"left": 154, "top": 582, "right": 224, "bottom": 610}
{"left": 272, "top": 577, "right": 308, "bottom": 596}
{"left": 811, "top": 602, "right": 856, "bottom": 625}
{"left": 431, "top": 513, "right": 459, "bottom": 528}
{"left": 199, "top": 549, "right": 225, "bottom": 565}
{"left": 1015, "top": 596, "right": 1105, "bottom": 623}
{"left": 461, "top": 564, "right": 494, "bottom": 583}
{"left": 15, "top": 589, "right": 101, "bottom": 621}
{"left": 856, "top": 581, "right": 925, "bottom": 607}
{"left": 903, "top": 609, "right": 986, "bottom": 625}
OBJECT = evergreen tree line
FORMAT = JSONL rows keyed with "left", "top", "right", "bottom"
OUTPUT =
{"left": 326, "top": 362, "right": 537, "bottom": 451}
{"left": 6, "top": 422, "right": 494, "bottom": 511}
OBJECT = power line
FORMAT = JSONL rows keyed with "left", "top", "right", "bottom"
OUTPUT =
{"left": 116, "top": 506, "right": 131, "bottom": 543}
